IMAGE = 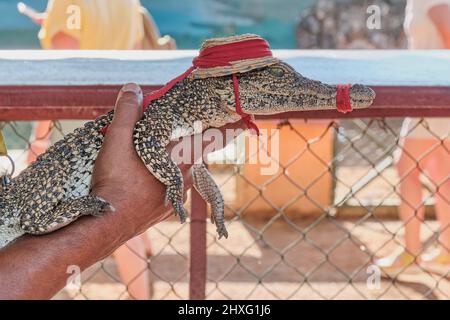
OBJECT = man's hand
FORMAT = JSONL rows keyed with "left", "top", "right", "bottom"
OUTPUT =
{"left": 91, "top": 83, "right": 244, "bottom": 239}
{"left": 90, "top": 83, "right": 192, "bottom": 240}
{"left": 0, "top": 83, "right": 245, "bottom": 299}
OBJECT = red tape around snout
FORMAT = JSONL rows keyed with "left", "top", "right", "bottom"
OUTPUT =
{"left": 336, "top": 84, "right": 352, "bottom": 114}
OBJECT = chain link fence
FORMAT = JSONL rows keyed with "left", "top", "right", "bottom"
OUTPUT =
{"left": 0, "top": 117, "right": 449, "bottom": 300}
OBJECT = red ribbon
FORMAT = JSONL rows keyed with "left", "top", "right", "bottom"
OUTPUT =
{"left": 142, "top": 38, "right": 271, "bottom": 135}
{"left": 142, "top": 66, "right": 196, "bottom": 109}
{"left": 232, "top": 74, "right": 259, "bottom": 135}
{"left": 125, "top": 38, "right": 272, "bottom": 136}
{"left": 336, "top": 84, "right": 352, "bottom": 114}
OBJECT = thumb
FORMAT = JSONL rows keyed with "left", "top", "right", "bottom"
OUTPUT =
{"left": 109, "top": 83, "right": 143, "bottom": 134}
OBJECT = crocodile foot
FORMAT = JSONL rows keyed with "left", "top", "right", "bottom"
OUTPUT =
{"left": 165, "top": 183, "right": 188, "bottom": 223}
{"left": 20, "top": 195, "right": 112, "bottom": 235}
{"left": 192, "top": 164, "right": 228, "bottom": 239}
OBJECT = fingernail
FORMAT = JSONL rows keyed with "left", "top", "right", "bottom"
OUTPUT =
{"left": 121, "top": 83, "right": 142, "bottom": 95}
{"left": 118, "top": 83, "right": 143, "bottom": 106}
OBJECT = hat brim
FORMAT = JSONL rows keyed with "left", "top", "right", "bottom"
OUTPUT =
{"left": 189, "top": 56, "right": 280, "bottom": 79}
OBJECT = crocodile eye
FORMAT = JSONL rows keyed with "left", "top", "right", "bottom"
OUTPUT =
{"left": 269, "top": 67, "right": 285, "bottom": 77}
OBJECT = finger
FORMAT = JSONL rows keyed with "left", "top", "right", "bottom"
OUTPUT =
{"left": 217, "top": 119, "right": 247, "bottom": 133}
{"left": 99, "top": 84, "right": 143, "bottom": 168}
{"left": 183, "top": 169, "right": 193, "bottom": 188}
{"left": 215, "top": 119, "right": 247, "bottom": 147}
{"left": 166, "top": 120, "right": 248, "bottom": 168}
{"left": 109, "top": 83, "right": 143, "bottom": 134}
{"left": 198, "top": 120, "right": 246, "bottom": 151}
{"left": 199, "top": 120, "right": 247, "bottom": 159}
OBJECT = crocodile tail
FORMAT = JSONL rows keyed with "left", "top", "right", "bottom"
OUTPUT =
{"left": 0, "top": 176, "right": 6, "bottom": 209}
{"left": 0, "top": 174, "right": 10, "bottom": 194}
{"left": 0, "top": 175, "right": 11, "bottom": 211}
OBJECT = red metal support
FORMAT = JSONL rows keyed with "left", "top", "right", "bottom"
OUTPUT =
{"left": 0, "top": 85, "right": 160, "bottom": 120}
{"left": 1, "top": 85, "right": 450, "bottom": 121}
{"left": 189, "top": 187, "right": 208, "bottom": 300}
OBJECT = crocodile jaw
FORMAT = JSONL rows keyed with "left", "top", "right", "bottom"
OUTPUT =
{"left": 221, "top": 62, "right": 375, "bottom": 115}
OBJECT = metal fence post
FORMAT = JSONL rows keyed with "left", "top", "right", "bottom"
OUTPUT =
{"left": 189, "top": 187, "right": 207, "bottom": 300}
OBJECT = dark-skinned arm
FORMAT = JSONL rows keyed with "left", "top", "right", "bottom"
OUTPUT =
{"left": 0, "top": 84, "right": 173, "bottom": 299}
{"left": 0, "top": 83, "right": 244, "bottom": 299}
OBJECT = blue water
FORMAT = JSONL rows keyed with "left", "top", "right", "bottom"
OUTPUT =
{"left": 0, "top": 0, "right": 315, "bottom": 49}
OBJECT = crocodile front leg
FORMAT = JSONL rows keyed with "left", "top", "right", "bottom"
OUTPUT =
{"left": 192, "top": 163, "right": 227, "bottom": 238}
{"left": 133, "top": 117, "right": 188, "bottom": 223}
{"left": 21, "top": 195, "right": 111, "bottom": 234}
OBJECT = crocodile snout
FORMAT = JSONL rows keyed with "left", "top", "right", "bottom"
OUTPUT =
{"left": 350, "top": 84, "right": 376, "bottom": 108}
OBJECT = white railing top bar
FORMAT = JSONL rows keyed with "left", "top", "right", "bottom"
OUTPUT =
{"left": 1, "top": 50, "right": 449, "bottom": 86}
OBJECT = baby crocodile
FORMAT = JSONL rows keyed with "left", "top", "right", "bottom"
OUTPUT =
{"left": 0, "top": 35, "right": 375, "bottom": 248}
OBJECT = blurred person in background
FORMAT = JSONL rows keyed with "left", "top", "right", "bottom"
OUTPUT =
{"left": 18, "top": 0, "right": 175, "bottom": 50}
{"left": 376, "top": 0, "right": 450, "bottom": 277}
{"left": 18, "top": 0, "right": 177, "bottom": 299}
{"left": 28, "top": 0, "right": 143, "bottom": 49}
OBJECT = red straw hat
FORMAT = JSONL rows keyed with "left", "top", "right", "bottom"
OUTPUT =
{"left": 141, "top": 34, "right": 280, "bottom": 135}
{"left": 189, "top": 34, "right": 279, "bottom": 79}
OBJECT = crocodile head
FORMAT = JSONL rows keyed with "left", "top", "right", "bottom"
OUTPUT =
{"left": 216, "top": 61, "right": 375, "bottom": 115}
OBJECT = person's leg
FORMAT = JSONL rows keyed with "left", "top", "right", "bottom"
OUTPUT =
{"left": 113, "top": 236, "right": 150, "bottom": 300}
{"left": 424, "top": 141, "right": 450, "bottom": 254}
{"left": 396, "top": 138, "right": 427, "bottom": 256}
{"left": 140, "top": 232, "right": 153, "bottom": 257}
{"left": 27, "top": 121, "right": 52, "bottom": 164}
{"left": 376, "top": 138, "right": 428, "bottom": 274}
